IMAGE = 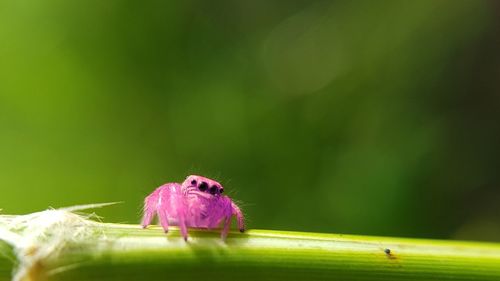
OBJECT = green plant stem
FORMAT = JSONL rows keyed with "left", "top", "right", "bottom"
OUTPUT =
{"left": 0, "top": 241, "right": 15, "bottom": 281}
{"left": 2, "top": 223, "right": 500, "bottom": 281}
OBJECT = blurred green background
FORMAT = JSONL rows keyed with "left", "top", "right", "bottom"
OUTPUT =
{"left": 1, "top": 0, "right": 499, "bottom": 241}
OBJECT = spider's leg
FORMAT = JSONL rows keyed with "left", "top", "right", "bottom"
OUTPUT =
{"left": 156, "top": 184, "right": 179, "bottom": 233}
{"left": 157, "top": 208, "right": 169, "bottom": 233}
{"left": 221, "top": 199, "right": 234, "bottom": 240}
{"left": 178, "top": 214, "right": 188, "bottom": 241}
{"left": 171, "top": 185, "right": 189, "bottom": 241}
{"left": 221, "top": 216, "right": 232, "bottom": 241}
{"left": 231, "top": 201, "right": 245, "bottom": 232}
{"left": 141, "top": 191, "right": 159, "bottom": 228}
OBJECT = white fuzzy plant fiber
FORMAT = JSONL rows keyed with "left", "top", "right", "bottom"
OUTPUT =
{"left": 0, "top": 203, "right": 117, "bottom": 281}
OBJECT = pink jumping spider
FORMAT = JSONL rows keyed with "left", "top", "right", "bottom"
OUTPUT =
{"left": 141, "top": 175, "right": 245, "bottom": 241}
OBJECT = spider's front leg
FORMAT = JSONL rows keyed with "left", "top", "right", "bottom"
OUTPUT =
{"left": 220, "top": 199, "right": 245, "bottom": 240}
{"left": 232, "top": 201, "right": 245, "bottom": 232}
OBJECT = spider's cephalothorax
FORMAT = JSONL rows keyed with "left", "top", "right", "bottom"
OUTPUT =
{"left": 185, "top": 175, "right": 224, "bottom": 196}
{"left": 141, "top": 175, "right": 245, "bottom": 241}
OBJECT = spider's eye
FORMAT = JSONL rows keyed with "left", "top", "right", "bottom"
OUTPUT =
{"left": 220, "top": 188, "right": 224, "bottom": 194}
{"left": 191, "top": 180, "right": 197, "bottom": 185}
{"left": 209, "top": 185, "right": 218, "bottom": 195}
{"left": 199, "top": 182, "right": 208, "bottom": 191}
